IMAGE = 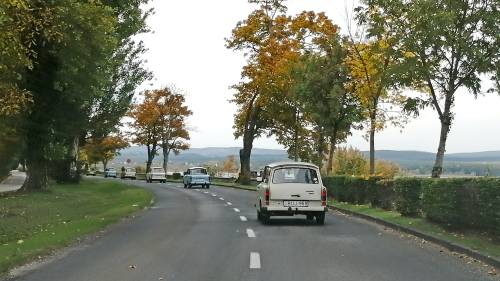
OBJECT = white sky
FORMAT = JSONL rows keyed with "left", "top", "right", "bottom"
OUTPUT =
{"left": 136, "top": 0, "right": 500, "bottom": 153}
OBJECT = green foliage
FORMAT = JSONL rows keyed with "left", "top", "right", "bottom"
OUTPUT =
{"left": 333, "top": 147, "right": 368, "bottom": 176}
{"left": 393, "top": 178, "right": 423, "bottom": 217}
{"left": 422, "top": 178, "right": 500, "bottom": 235}
{"left": 172, "top": 172, "right": 182, "bottom": 180}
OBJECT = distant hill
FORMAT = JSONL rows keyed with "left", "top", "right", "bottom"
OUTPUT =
{"left": 111, "top": 146, "right": 500, "bottom": 175}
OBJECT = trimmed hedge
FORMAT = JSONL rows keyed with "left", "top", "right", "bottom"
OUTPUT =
{"left": 324, "top": 176, "right": 500, "bottom": 236}
{"left": 394, "top": 178, "right": 423, "bottom": 217}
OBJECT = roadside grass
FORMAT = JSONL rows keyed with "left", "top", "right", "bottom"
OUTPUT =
{"left": 331, "top": 200, "right": 500, "bottom": 259}
{"left": 0, "top": 179, "right": 153, "bottom": 274}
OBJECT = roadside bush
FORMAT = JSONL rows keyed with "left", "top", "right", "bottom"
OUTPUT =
{"left": 172, "top": 172, "right": 182, "bottom": 180}
{"left": 323, "top": 176, "right": 373, "bottom": 205}
{"left": 369, "top": 179, "right": 395, "bottom": 210}
{"left": 423, "top": 178, "right": 500, "bottom": 234}
{"left": 394, "top": 178, "right": 423, "bottom": 217}
{"left": 323, "top": 176, "right": 349, "bottom": 202}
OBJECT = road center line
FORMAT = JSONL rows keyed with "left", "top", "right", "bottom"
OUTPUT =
{"left": 204, "top": 191, "right": 209, "bottom": 194}
{"left": 240, "top": 216, "right": 247, "bottom": 221}
{"left": 249, "top": 252, "right": 261, "bottom": 269}
{"left": 227, "top": 202, "right": 232, "bottom": 206}
{"left": 246, "top": 228, "right": 256, "bottom": 238}
{"left": 219, "top": 197, "right": 224, "bottom": 200}
{"left": 212, "top": 194, "right": 217, "bottom": 197}
{"left": 233, "top": 208, "right": 240, "bottom": 212}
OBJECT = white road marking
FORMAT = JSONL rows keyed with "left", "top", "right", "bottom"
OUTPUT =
{"left": 212, "top": 194, "right": 217, "bottom": 197}
{"left": 240, "top": 216, "right": 247, "bottom": 222}
{"left": 219, "top": 197, "right": 224, "bottom": 201}
{"left": 233, "top": 208, "right": 240, "bottom": 213}
{"left": 204, "top": 191, "right": 209, "bottom": 194}
{"left": 249, "top": 252, "right": 261, "bottom": 269}
{"left": 246, "top": 228, "right": 256, "bottom": 238}
{"left": 227, "top": 202, "right": 232, "bottom": 206}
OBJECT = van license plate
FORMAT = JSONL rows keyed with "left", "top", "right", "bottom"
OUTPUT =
{"left": 283, "top": 201, "right": 309, "bottom": 207}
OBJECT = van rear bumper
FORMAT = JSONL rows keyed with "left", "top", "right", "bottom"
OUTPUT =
{"left": 261, "top": 206, "right": 327, "bottom": 216}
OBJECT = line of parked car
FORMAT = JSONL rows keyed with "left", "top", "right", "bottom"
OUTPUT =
{"left": 91, "top": 166, "right": 212, "bottom": 188}
{"left": 92, "top": 161, "right": 328, "bottom": 225}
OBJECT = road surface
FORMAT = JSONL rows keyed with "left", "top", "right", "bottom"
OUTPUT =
{"left": 8, "top": 180, "right": 498, "bottom": 281}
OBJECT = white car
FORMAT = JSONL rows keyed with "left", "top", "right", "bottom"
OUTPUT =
{"left": 183, "top": 167, "right": 211, "bottom": 189}
{"left": 121, "top": 167, "right": 136, "bottom": 180}
{"left": 146, "top": 167, "right": 166, "bottom": 183}
{"left": 256, "top": 162, "right": 327, "bottom": 225}
{"left": 104, "top": 168, "right": 117, "bottom": 178}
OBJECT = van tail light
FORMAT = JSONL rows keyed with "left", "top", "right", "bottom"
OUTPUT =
{"left": 265, "top": 188, "right": 270, "bottom": 206}
{"left": 321, "top": 187, "right": 327, "bottom": 206}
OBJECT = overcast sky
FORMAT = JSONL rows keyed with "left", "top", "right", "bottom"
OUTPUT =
{"left": 136, "top": 0, "right": 500, "bottom": 153}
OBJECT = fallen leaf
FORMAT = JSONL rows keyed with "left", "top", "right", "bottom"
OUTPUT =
{"left": 17, "top": 240, "right": 24, "bottom": 244}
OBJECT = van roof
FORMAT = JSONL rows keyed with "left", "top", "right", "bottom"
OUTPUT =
{"left": 266, "top": 162, "right": 319, "bottom": 169}
{"left": 188, "top": 167, "right": 206, "bottom": 170}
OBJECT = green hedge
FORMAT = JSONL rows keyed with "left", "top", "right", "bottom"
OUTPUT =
{"left": 394, "top": 178, "right": 423, "bottom": 217}
{"left": 324, "top": 175, "right": 500, "bottom": 236}
{"left": 422, "top": 178, "right": 500, "bottom": 234}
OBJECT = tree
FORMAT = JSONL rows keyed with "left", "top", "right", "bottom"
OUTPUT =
{"left": 357, "top": 0, "right": 499, "bottom": 177}
{"left": 82, "top": 136, "right": 129, "bottom": 170}
{"left": 227, "top": 0, "right": 338, "bottom": 183}
{"left": 344, "top": 39, "right": 404, "bottom": 175}
{"left": 128, "top": 87, "right": 192, "bottom": 173}
{"left": 157, "top": 87, "right": 192, "bottom": 173}
{"left": 291, "top": 40, "right": 362, "bottom": 173}
{"left": 333, "top": 147, "right": 368, "bottom": 176}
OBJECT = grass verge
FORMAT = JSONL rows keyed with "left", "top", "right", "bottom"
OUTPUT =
{"left": 0, "top": 179, "right": 153, "bottom": 274}
{"left": 331, "top": 200, "right": 500, "bottom": 259}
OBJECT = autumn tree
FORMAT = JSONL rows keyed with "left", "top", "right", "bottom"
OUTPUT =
{"left": 356, "top": 0, "right": 499, "bottom": 177}
{"left": 157, "top": 87, "right": 192, "bottom": 173}
{"left": 129, "top": 87, "right": 192, "bottom": 173}
{"left": 344, "top": 39, "right": 404, "bottom": 176}
{"left": 227, "top": 0, "right": 338, "bottom": 183}
{"left": 82, "top": 136, "right": 129, "bottom": 170}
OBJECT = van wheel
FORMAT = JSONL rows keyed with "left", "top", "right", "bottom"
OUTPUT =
{"left": 306, "top": 215, "right": 314, "bottom": 221}
{"left": 316, "top": 213, "right": 325, "bottom": 225}
{"left": 183, "top": 184, "right": 187, "bottom": 188}
{"left": 206, "top": 185, "right": 210, "bottom": 189}
{"left": 188, "top": 184, "right": 192, "bottom": 189}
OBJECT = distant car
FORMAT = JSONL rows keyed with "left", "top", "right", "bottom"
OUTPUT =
{"left": 183, "top": 167, "right": 210, "bottom": 189}
{"left": 104, "top": 168, "right": 117, "bottom": 178}
{"left": 121, "top": 167, "right": 136, "bottom": 180}
{"left": 146, "top": 167, "right": 166, "bottom": 183}
{"left": 86, "top": 169, "right": 96, "bottom": 176}
{"left": 256, "top": 162, "right": 327, "bottom": 225}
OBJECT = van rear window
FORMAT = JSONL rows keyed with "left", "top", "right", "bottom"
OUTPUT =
{"left": 272, "top": 168, "right": 319, "bottom": 184}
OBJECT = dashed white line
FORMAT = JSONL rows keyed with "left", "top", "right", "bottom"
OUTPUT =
{"left": 246, "top": 228, "right": 256, "bottom": 238}
{"left": 233, "top": 208, "right": 240, "bottom": 212}
{"left": 219, "top": 197, "right": 224, "bottom": 201}
{"left": 249, "top": 252, "right": 261, "bottom": 269}
{"left": 227, "top": 202, "right": 232, "bottom": 206}
{"left": 240, "top": 216, "right": 247, "bottom": 222}
{"left": 204, "top": 191, "right": 209, "bottom": 194}
{"left": 212, "top": 194, "right": 217, "bottom": 197}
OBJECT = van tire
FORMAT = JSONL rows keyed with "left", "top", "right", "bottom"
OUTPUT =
{"left": 316, "top": 213, "right": 325, "bottom": 225}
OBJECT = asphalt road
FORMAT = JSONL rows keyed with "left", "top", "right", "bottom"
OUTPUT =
{"left": 8, "top": 179, "right": 498, "bottom": 281}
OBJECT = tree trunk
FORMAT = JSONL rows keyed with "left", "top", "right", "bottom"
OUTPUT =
{"left": 237, "top": 132, "right": 253, "bottom": 185}
{"left": 162, "top": 145, "right": 170, "bottom": 173}
{"left": 103, "top": 159, "right": 108, "bottom": 171}
{"left": 432, "top": 115, "right": 451, "bottom": 178}
{"left": 293, "top": 109, "right": 299, "bottom": 161}
{"left": 22, "top": 159, "right": 48, "bottom": 191}
{"left": 316, "top": 130, "right": 324, "bottom": 170}
{"left": 327, "top": 129, "right": 338, "bottom": 175}
{"left": 369, "top": 117, "right": 376, "bottom": 175}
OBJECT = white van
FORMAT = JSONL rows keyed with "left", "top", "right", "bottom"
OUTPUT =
{"left": 146, "top": 167, "right": 166, "bottom": 183}
{"left": 256, "top": 162, "right": 327, "bottom": 225}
